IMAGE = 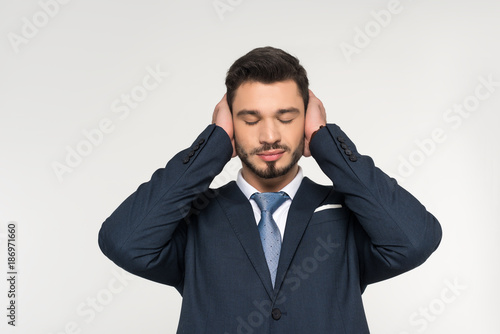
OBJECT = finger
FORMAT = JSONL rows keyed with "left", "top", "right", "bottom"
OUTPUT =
{"left": 212, "top": 93, "right": 228, "bottom": 123}
{"left": 303, "top": 137, "right": 311, "bottom": 157}
{"left": 212, "top": 107, "right": 218, "bottom": 124}
{"left": 231, "top": 139, "right": 237, "bottom": 158}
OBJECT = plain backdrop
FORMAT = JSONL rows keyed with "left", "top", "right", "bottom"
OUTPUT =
{"left": 1, "top": 0, "right": 499, "bottom": 333}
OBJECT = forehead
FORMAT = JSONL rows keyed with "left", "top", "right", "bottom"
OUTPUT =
{"left": 233, "top": 80, "right": 304, "bottom": 114}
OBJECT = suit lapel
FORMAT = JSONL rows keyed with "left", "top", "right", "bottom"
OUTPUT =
{"left": 273, "top": 177, "right": 331, "bottom": 293}
{"left": 215, "top": 181, "right": 275, "bottom": 298}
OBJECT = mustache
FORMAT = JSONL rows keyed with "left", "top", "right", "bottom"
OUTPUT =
{"left": 250, "top": 143, "right": 290, "bottom": 155}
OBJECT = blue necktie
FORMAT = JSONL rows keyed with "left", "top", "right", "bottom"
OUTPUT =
{"left": 251, "top": 191, "right": 290, "bottom": 287}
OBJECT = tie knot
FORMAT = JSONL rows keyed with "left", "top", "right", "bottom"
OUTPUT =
{"left": 251, "top": 191, "right": 289, "bottom": 215}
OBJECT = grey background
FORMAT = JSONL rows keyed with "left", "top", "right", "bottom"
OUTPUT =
{"left": 1, "top": 0, "right": 499, "bottom": 333}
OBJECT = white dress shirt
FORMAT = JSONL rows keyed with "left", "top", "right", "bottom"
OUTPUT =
{"left": 235, "top": 166, "right": 304, "bottom": 241}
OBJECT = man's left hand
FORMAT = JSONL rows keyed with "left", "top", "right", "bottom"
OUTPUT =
{"left": 304, "top": 90, "right": 327, "bottom": 157}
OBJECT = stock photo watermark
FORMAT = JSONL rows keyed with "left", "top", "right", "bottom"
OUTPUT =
{"left": 213, "top": 0, "right": 244, "bottom": 21}
{"left": 7, "top": 0, "right": 72, "bottom": 54}
{"left": 223, "top": 234, "right": 340, "bottom": 334}
{"left": 398, "top": 277, "right": 467, "bottom": 333}
{"left": 47, "top": 268, "right": 134, "bottom": 334}
{"left": 51, "top": 64, "right": 170, "bottom": 183}
{"left": 4, "top": 222, "right": 18, "bottom": 327}
{"left": 395, "top": 73, "right": 499, "bottom": 180}
{"left": 339, "top": 0, "right": 414, "bottom": 63}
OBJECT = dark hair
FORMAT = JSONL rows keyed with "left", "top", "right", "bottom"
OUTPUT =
{"left": 225, "top": 46, "right": 309, "bottom": 112}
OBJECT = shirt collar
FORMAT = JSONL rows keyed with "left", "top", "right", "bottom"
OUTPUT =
{"left": 236, "top": 166, "right": 303, "bottom": 200}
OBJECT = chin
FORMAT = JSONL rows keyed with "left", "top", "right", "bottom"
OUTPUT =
{"left": 236, "top": 139, "right": 304, "bottom": 180}
{"left": 244, "top": 156, "right": 297, "bottom": 180}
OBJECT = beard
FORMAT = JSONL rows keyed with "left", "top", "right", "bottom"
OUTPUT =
{"left": 235, "top": 138, "right": 304, "bottom": 179}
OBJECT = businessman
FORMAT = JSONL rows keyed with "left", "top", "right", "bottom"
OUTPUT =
{"left": 98, "top": 46, "right": 442, "bottom": 333}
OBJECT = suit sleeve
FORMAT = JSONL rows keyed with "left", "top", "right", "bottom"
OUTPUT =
{"left": 309, "top": 124, "right": 442, "bottom": 287}
{"left": 98, "top": 124, "right": 233, "bottom": 290}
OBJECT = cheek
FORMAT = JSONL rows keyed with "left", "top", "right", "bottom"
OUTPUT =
{"left": 233, "top": 123, "right": 253, "bottom": 145}
{"left": 286, "top": 122, "right": 305, "bottom": 145}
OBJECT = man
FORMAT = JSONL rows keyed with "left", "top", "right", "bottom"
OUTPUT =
{"left": 98, "top": 46, "right": 442, "bottom": 333}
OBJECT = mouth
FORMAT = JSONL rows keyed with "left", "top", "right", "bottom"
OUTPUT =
{"left": 256, "top": 149, "right": 285, "bottom": 162}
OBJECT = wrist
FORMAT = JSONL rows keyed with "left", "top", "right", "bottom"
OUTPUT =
{"left": 310, "top": 125, "right": 325, "bottom": 142}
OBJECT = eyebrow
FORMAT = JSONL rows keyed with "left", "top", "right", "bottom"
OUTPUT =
{"left": 236, "top": 109, "right": 260, "bottom": 117}
{"left": 236, "top": 108, "right": 300, "bottom": 117}
{"left": 277, "top": 108, "right": 300, "bottom": 115}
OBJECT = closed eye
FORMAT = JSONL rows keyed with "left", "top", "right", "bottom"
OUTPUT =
{"left": 277, "top": 108, "right": 300, "bottom": 124}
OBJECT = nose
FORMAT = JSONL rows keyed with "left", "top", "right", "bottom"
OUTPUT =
{"left": 258, "top": 119, "right": 281, "bottom": 145}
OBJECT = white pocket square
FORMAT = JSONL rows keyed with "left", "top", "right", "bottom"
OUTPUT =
{"left": 314, "top": 204, "right": 343, "bottom": 213}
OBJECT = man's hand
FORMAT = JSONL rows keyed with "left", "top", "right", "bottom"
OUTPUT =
{"left": 304, "top": 90, "right": 327, "bottom": 157}
{"left": 212, "top": 94, "right": 236, "bottom": 158}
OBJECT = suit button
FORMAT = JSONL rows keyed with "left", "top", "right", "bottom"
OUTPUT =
{"left": 344, "top": 149, "right": 352, "bottom": 156}
{"left": 340, "top": 143, "right": 348, "bottom": 149}
{"left": 193, "top": 144, "right": 200, "bottom": 150}
{"left": 337, "top": 136, "right": 345, "bottom": 143}
{"left": 271, "top": 308, "right": 281, "bottom": 320}
{"left": 188, "top": 150, "right": 195, "bottom": 157}
{"left": 349, "top": 155, "right": 358, "bottom": 162}
{"left": 182, "top": 156, "right": 190, "bottom": 164}
{"left": 198, "top": 138, "right": 205, "bottom": 145}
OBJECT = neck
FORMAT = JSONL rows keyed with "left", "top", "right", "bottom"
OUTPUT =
{"left": 241, "top": 164, "right": 299, "bottom": 193}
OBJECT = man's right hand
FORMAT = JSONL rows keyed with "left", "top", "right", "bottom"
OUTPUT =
{"left": 212, "top": 94, "right": 236, "bottom": 157}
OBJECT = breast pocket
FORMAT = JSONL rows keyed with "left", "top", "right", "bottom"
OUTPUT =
{"left": 305, "top": 205, "right": 350, "bottom": 249}
{"left": 298, "top": 206, "right": 350, "bottom": 269}
{"left": 309, "top": 205, "right": 349, "bottom": 226}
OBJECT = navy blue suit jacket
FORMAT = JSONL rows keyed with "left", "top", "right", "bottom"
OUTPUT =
{"left": 98, "top": 123, "right": 442, "bottom": 333}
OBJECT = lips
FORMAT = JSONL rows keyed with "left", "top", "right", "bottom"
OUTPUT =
{"left": 257, "top": 149, "right": 285, "bottom": 162}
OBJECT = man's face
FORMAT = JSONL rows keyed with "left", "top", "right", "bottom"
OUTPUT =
{"left": 232, "top": 80, "right": 305, "bottom": 180}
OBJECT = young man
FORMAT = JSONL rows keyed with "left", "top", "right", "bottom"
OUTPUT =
{"left": 98, "top": 47, "right": 442, "bottom": 333}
